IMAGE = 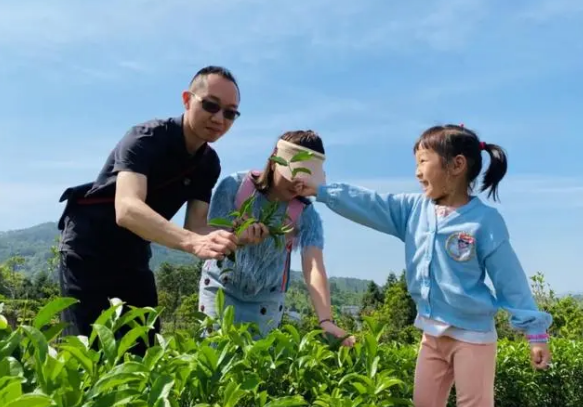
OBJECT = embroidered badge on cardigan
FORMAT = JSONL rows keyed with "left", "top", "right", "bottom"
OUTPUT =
{"left": 445, "top": 232, "right": 476, "bottom": 262}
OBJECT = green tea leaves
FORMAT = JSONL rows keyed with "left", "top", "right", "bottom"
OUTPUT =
{"left": 269, "top": 156, "right": 288, "bottom": 166}
{"left": 290, "top": 151, "right": 314, "bottom": 163}
{"left": 208, "top": 218, "right": 235, "bottom": 228}
{"left": 291, "top": 167, "right": 312, "bottom": 178}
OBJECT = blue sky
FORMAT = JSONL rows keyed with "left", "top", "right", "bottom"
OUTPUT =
{"left": 0, "top": 0, "right": 582, "bottom": 293}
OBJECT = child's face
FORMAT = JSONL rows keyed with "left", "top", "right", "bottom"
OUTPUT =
{"left": 271, "top": 165, "right": 300, "bottom": 201}
{"left": 415, "top": 147, "right": 450, "bottom": 201}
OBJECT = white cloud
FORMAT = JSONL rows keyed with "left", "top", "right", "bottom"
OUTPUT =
{"left": 234, "top": 97, "right": 368, "bottom": 135}
{"left": 311, "top": 0, "right": 489, "bottom": 52}
{"left": 1, "top": 0, "right": 580, "bottom": 94}
{"left": 0, "top": 182, "right": 67, "bottom": 231}
{"left": 2, "top": 0, "right": 579, "bottom": 121}
{"left": 339, "top": 174, "right": 583, "bottom": 211}
{"left": 0, "top": 0, "right": 494, "bottom": 71}
{"left": 495, "top": 175, "right": 583, "bottom": 210}
{"left": 0, "top": 183, "right": 66, "bottom": 206}
{"left": 1, "top": 174, "right": 580, "bottom": 295}
{"left": 118, "top": 60, "right": 147, "bottom": 71}
{"left": 519, "top": 0, "right": 583, "bottom": 21}
{"left": 28, "top": 160, "right": 103, "bottom": 171}
{"left": 333, "top": 177, "right": 419, "bottom": 194}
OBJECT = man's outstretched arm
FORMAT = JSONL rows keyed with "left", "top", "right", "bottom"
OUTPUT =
{"left": 115, "top": 171, "right": 236, "bottom": 259}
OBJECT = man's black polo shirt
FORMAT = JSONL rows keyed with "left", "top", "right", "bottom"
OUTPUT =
{"left": 58, "top": 115, "right": 221, "bottom": 269}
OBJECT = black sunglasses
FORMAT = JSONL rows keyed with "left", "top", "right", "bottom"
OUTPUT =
{"left": 190, "top": 92, "right": 240, "bottom": 121}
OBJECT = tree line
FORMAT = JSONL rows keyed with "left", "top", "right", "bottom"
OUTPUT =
{"left": 3, "top": 247, "right": 583, "bottom": 344}
{"left": 3, "top": 249, "right": 583, "bottom": 406}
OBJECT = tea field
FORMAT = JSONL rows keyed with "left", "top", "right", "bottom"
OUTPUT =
{"left": 2, "top": 257, "right": 583, "bottom": 406}
{"left": 2, "top": 293, "right": 583, "bottom": 407}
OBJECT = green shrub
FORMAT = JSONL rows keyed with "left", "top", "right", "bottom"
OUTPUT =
{"left": 0, "top": 294, "right": 412, "bottom": 406}
{"left": 0, "top": 295, "right": 581, "bottom": 407}
{"left": 489, "top": 339, "right": 583, "bottom": 407}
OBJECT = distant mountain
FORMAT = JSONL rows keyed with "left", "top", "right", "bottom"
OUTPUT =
{"left": 0, "top": 222, "right": 196, "bottom": 274}
{"left": 0, "top": 222, "right": 372, "bottom": 292}
{"left": 0, "top": 222, "right": 60, "bottom": 275}
{"left": 560, "top": 291, "right": 583, "bottom": 302}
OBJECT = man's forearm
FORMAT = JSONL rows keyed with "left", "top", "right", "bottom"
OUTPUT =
{"left": 116, "top": 197, "right": 195, "bottom": 252}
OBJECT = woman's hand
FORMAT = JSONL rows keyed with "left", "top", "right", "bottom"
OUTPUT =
{"left": 320, "top": 320, "right": 356, "bottom": 347}
{"left": 234, "top": 215, "right": 270, "bottom": 246}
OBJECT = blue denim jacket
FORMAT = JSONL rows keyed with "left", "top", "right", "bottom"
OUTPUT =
{"left": 317, "top": 183, "right": 552, "bottom": 336}
{"left": 203, "top": 171, "right": 324, "bottom": 297}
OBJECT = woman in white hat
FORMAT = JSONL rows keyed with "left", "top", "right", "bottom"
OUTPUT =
{"left": 198, "top": 130, "right": 354, "bottom": 346}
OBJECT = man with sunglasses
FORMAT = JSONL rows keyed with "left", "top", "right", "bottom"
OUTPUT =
{"left": 56, "top": 66, "right": 246, "bottom": 354}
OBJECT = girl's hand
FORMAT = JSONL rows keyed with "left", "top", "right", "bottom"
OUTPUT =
{"left": 293, "top": 179, "right": 319, "bottom": 197}
{"left": 530, "top": 342, "right": 551, "bottom": 369}
{"left": 320, "top": 320, "right": 356, "bottom": 347}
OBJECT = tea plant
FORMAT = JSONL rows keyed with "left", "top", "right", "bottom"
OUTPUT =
{"left": 0, "top": 293, "right": 414, "bottom": 406}
{"left": 1, "top": 295, "right": 583, "bottom": 406}
{"left": 268, "top": 150, "right": 315, "bottom": 179}
{"left": 209, "top": 151, "right": 314, "bottom": 270}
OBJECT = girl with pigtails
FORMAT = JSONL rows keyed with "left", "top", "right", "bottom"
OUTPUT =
{"left": 296, "top": 124, "right": 552, "bottom": 407}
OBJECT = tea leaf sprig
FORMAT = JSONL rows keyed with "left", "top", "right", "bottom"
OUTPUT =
{"left": 209, "top": 150, "right": 314, "bottom": 271}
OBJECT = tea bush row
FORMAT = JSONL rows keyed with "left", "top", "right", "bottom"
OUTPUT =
{"left": 0, "top": 296, "right": 582, "bottom": 407}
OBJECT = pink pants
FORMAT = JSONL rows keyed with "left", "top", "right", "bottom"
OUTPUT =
{"left": 413, "top": 334, "right": 497, "bottom": 407}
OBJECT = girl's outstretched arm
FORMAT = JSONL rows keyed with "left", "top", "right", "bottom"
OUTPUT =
{"left": 485, "top": 240, "right": 553, "bottom": 336}
{"left": 315, "top": 183, "right": 419, "bottom": 241}
{"left": 484, "top": 233, "right": 553, "bottom": 369}
{"left": 482, "top": 212, "right": 553, "bottom": 337}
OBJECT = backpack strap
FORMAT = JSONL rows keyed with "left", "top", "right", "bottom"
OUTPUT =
{"left": 280, "top": 198, "right": 306, "bottom": 293}
{"left": 235, "top": 170, "right": 306, "bottom": 240}
{"left": 284, "top": 199, "right": 304, "bottom": 244}
{"left": 234, "top": 170, "right": 308, "bottom": 293}
{"left": 235, "top": 170, "right": 260, "bottom": 208}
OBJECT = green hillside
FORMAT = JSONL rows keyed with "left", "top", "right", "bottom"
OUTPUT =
{"left": 0, "top": 222, "right": 194, "bottom": 274}
{"left": 0, "top": 222, "right": 372, "bottom": 292}
{"left": 0, "top": 222, "right": 59, "bottom": 275}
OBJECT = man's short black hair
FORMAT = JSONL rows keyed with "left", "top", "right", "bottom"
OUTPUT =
{"left": 189, "top": 65, "right": 239, "bottom": 94}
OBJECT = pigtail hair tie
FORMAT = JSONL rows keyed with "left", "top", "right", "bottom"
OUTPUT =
{"left": 479, "top": 141, "right": 486, "bottom": 151}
